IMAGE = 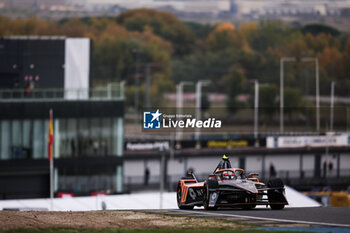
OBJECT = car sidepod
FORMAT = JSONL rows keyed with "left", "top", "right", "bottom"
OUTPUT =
{"left": 177, "top": 179, "right": 204, "bottom": 209}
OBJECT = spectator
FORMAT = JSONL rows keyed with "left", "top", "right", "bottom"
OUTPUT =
{"left": 26, "top": 82, "right": 30, "bottom": 96}
{"left": 144, "top": 168, "right": 150, "bottom": 186}
{"left": 269, "top": 163, "right": 276, "bottom": 177}
{"left": 328, "top": 161, "right": 333, "bottom": 176}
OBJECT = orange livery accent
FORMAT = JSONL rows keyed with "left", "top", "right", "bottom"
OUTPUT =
{"left": 179, "top": 180, "right": 205, "bottom": 203}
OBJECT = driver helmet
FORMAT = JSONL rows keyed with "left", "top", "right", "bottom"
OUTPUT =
{"left": 222, "top": 171, "right": 233, "bottom": 179}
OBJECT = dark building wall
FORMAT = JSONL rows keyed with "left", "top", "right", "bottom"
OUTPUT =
{"left": 0, "top": 174, "right": 50, "bottom": 199}
{"left": 0, "top": 38, "right": 65, "bottom": 89}
{"left": 0, "top": 156, "right": 123, "bottom": 199}
{"left": 0, "top": 158, "right": 49, "bottom": 199}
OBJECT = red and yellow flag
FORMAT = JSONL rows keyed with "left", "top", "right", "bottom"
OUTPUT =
{"left": 48, "top": 109, "right": 54, "bottom": 161}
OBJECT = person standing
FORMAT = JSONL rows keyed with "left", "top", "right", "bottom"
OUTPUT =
{"left": 323, "top": 160, "right": 327, "bottom": 178}
{"left": 269, "top": 163, "right": 277, "bottom": 177}
{"left": 328, "top": 161, "right": 333, "bottom": 176}
{"left": 144, "top": 168, "right": 150, "bottom": 186}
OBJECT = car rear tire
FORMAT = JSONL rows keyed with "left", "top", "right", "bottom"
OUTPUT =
{"left": 267, "top": 178, "right": 285, "bottom": 210}
{"left": 242, "top": 203, "right": 256, "bottom": 210}
{"left": 270, "top": 204, "right": 285, "bottom": 210}
{"left": 177, "top": 182, "right": 194, "bottom": 210}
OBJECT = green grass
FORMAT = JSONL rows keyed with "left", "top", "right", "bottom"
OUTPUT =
{"left": 0, "top": 228, "right": 313, "bottom": 233}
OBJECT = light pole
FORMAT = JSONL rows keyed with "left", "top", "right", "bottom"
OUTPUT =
{"left": 253, "top": 80, "right": 259, "bottom": 139}
{"left": 120, "top": 80, "right": 126, "bottom": 99}
{"left": 159, "top": 148, "right": 165, "bottom": 209}
{"left": 132, "top": 49, "right": 142, "bottom": 135}
{"left": 330, "top": 81, "right": 335, "bottom": 131}
{"left": 280, "top": 57, "right": 296, "bottom": 133}
{"left": 195, "top": 80, "right": 210, "bottom": 142}
{"left": 250, "top": 80, "right": 268, "bottom": 140}
{"left": 302, "top": 57, "right": 320, "bottom": 132}
{"left": 176, "top": 81, "right": 193, "bottom": 140}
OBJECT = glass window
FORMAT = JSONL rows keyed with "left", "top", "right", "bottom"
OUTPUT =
{"left": 0, "top": 121, "right": 11, "bottom": 160}
{"left": 43, "top": 119, "right": 49, "bottom": 159}
{"left": 90, "top": 118, "right": 101, "bottom": 157}
{"left": 78, "top": 119, "right": 89, "bottom": 157}
{"left": 1, "top": 116, "right": 124, "bottom": 160}
{"left": 22, "top": 120, "right": 32, "bottom": 159}
{"left": 11, "top": 120, "right": 21, "bottom": 147}
{"left": 117, "top": 117, "right": 123, "bottom": 156}
{"left": 101, "top": 118, "right": 112, "bottom": 156}
{"left": 113, "top": 117, "right": 124, "bottom": 157}
{"left": 58, "top": 167, "right": 117, "bottom": 194}
{"left": 32, "top": 120, "right": 43, "bottom": 159}
{"left": 67, "top": 118, "right": 78, "bottom": 157}
{"left": 22, "top": 120, "right": 31, "bottom": 148}
{"left": 58, "top": 119, "right": 68, "bottom": 158}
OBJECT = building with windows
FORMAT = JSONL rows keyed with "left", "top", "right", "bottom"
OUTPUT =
{"left": 0, "top": 37, "right": 124, "bottom": 199}
{"left": 0, "top": 86, "right": 125, "bottom": 199}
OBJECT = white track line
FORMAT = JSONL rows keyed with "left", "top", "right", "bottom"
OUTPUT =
{"left": 172, "top": 209, "right": 350, "bottom": 228}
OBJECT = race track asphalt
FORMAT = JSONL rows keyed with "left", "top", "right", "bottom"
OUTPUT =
{"left": 200, "top": 207, "right": 350, "bottom": 226}
{"left": 146, "top": 207, "right": 350, "bottom": 228}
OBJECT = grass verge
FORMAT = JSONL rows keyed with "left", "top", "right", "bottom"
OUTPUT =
{"left": 1, "top": 228, "right": 312, "bottom": 233}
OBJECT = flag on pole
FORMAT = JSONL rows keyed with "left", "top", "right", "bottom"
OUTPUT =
{"left": 48, "top": 109, "right": 54, "bottom": 161}
{"left": 48, "top": 109, "right": 54, "bottom": 210}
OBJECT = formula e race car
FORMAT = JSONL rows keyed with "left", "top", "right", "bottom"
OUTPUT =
{"left": 177, "top": 167, "right": 288, "bottom": 210}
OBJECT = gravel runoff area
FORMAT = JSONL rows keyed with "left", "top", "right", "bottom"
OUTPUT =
{"left": 0, "top": 210, "right": 240, "bottom": 231}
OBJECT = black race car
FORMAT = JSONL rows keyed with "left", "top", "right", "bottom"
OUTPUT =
{"left": 177, "top": 168, "right": 288, "bottom": 210}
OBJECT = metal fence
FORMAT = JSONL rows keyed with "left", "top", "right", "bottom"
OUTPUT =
{"left": 124, "top": 168, "right": 350, "bottom": 192}
{"left": 0, "top": 83, "right": 124, "bottom": 101}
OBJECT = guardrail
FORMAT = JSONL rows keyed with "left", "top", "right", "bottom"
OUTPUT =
{"left": 123, "top": 169, "right": 350, "bottom": 192}
{"left": 0, "top": 83, "right": 124, "bottom": 101}
{"left": 124, "top": 169, "right": 350, "bottom": 186}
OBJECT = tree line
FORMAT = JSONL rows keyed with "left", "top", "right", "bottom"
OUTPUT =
{"left": 1, "top": 9, "right": 350, "bottom": 112}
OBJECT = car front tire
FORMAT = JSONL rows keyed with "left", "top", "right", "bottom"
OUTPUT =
{"left": 177, "top": 181, "right": 194, "bottom": 210}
